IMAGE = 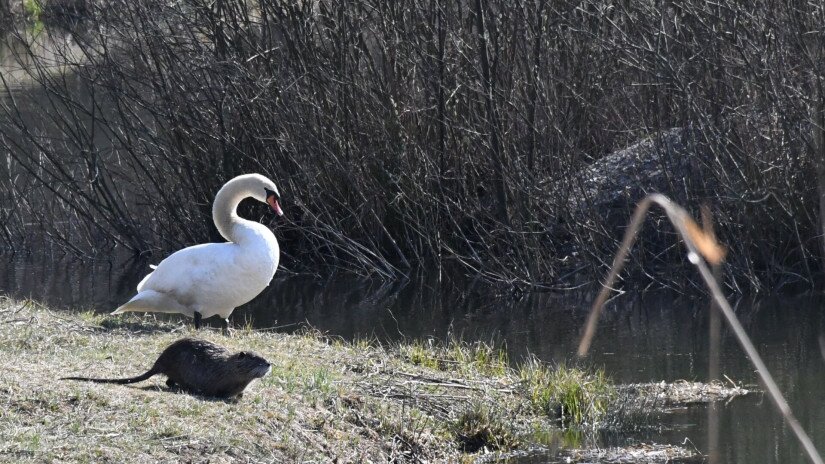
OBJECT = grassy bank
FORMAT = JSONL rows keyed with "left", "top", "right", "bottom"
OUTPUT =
{"left": 0, "top": 296, "right": 617, "bottom": 463}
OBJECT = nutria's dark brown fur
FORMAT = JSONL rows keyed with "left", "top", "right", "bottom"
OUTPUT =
{"left": 62, "top": 338, "right": 271, "bottom": 398}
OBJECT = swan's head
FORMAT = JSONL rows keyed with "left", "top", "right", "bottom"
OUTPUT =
{"left": 239, "top": 174, "right": 284, "bottom": 217}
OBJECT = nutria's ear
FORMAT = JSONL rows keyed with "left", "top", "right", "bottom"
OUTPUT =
{"left": 238, "top": 352, "right": 246, "bottom": 358}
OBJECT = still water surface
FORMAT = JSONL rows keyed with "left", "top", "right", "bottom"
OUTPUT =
{"left": 1, "top": 253, "right": 824, "bottom": 462}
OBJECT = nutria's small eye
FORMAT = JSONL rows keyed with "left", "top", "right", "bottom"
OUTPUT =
{"left": 238, "top": 352, "right": 246, "bottom": 358}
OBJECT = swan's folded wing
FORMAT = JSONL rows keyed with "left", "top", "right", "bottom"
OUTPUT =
{"left": 136, "top": 242, "right": 241, "bottom": 300}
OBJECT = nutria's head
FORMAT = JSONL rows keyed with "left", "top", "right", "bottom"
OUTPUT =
{"left": 231, "top": 350, "right": 271, "bottom": 379}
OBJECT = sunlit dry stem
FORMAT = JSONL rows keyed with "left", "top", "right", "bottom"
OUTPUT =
{"left": 703, "top": 204, "right": 722, "bottom": 464}
{"left": 576, "top": 194, "right": 823, "bottom": 464}
{"left": 577, "top": 196, "right": 654, "bottom": 358}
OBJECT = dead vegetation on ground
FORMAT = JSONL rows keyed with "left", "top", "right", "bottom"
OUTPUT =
{"left": 0, "top": 297, "right": 567, "bottom": 463}
{"left": 0, "top": 297, "right": 742, "bottom": 463}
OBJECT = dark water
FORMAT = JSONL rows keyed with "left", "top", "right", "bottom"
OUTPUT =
{"left": 2, "top": 253, "right": 825, "bottom": 463}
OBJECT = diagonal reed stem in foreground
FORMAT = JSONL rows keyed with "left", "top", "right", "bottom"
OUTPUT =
{"left": 702, "top": 205, "right": 722, "bottom": 464}
{"left": 576, "top": 193, "right": 823, "bottom": 464}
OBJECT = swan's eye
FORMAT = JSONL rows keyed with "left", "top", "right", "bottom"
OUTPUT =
{"left": 264, "top": 188, "right": 279, "bottom": 200}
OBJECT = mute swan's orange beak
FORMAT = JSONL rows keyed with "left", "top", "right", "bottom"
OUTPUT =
{"left": 267, "top": 196, "right": 284, "bottom": 216}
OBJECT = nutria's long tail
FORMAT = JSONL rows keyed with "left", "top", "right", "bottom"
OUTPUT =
{"left": 61, "top": 369, "right": 157, "bottom": 385}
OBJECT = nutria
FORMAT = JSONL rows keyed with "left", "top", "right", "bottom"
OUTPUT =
{"left": 62, "top": 338, "right": 271, "bottom": 398}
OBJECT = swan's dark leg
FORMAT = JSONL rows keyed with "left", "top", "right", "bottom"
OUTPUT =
{"left": 222, "top": 317, "right": 233, "bottom": 336}
{"left": 194, "top": 311, "right": 203, "bottom": 329}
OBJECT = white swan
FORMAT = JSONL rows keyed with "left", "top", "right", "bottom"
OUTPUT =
{"left": 112, "top": 173, "right": 284, "bottom": 329}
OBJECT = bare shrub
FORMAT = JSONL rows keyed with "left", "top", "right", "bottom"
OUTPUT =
{"left": 1, "top": 0, "right": 824, "bottom": 287}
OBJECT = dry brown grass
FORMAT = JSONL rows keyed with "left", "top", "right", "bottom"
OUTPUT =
{"left": 0, "top": 296, "right": 737, "bottom": 463}
{"left": 0, "top": 296, "right": 572, "bottom": 463}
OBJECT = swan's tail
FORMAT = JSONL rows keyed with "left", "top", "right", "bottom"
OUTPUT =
{"left": 112, "top": 290, "right": 188, "bottom": 315}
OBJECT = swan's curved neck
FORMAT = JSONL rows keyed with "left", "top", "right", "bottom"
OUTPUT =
{"left": 213, "top": 180, "right": 255, "bottom": 242}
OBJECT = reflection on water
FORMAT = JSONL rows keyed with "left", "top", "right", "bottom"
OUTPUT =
{"left": 1, "top": 252, "right": 825, "bottom": 463}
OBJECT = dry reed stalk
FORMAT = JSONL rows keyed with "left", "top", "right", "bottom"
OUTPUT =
{"left": 703, "top": 204, "right": 722, "bottom": 464}
{"left": 576, "top": 193, "right": 823, "bottom": 464}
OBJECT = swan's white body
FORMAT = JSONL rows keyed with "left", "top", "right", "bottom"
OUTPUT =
{"left": 112, "top": 174, "right": 282, "bottom": 322}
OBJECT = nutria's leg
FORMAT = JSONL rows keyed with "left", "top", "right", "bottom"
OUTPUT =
{"left": 193, "top": 311, "right": 203, "bottom": 329}
{"left": 166, "top": 378, "right": 177, "bottom": 389}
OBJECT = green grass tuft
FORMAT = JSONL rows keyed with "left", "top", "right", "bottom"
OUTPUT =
{"left": 449, "top": 402, "right": 520, "bottom": 452}
{"left": 449, "top": 340, "right": 509, "bottom": 376}
{"left": 400, "top": 337, "right": 509, "bottom": 375}
{"left": 519, "top": 359, "right": 614, "bottom": 427}
{"left": 402, "top": 339, "right": 443, "bottom": 370}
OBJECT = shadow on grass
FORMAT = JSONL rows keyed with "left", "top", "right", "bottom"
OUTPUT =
{"left": 91, "top": 313, "right": 252, "bottom": 335}
{"left": 61, "top": 308, "right": 192, "bottom": 334}
{"left": 92, "top": 317, "right": 184, "bottom": 334}
{"left": 134, "top": 385, "right": 242, "bottom": 403}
